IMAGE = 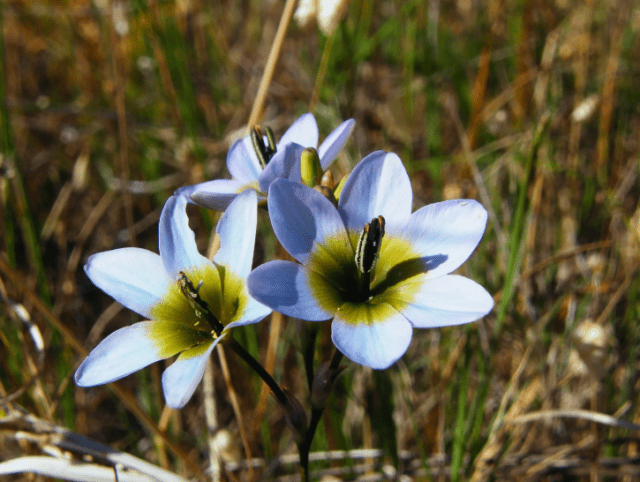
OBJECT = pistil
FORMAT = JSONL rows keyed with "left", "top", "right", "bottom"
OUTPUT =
{"left": 178, "top": 272, "right": 224, "bottom": 335}
{"left": 250, "top": 126, "right": 277, "bottom": 168}
{"left": 354, "top": 216, "right": 385, "bottom": 298}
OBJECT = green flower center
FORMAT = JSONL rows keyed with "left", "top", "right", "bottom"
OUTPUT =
{"left": 148, "top": 264, "right": 249, "bottom": 356}
{"left": 306, "top": 220, "right": 425, "bottom": 322}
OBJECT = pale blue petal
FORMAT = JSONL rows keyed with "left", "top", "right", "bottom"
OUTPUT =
{"left": 332, "top": 306, "right": 413, "bottom": 369}
{"left": 227, "top": 137, "right": 262, "bottom": 184}
{"left": 392, "top": 274, "right": 494, "bottom": 328}
{"left": 84, "top": 248, "right": 170, "bottom": 318}
{"left": 75, "top": 322, "right": 168, "bottom": 386}
{"left": 248, "top": 260, "right": 333, "bottom": 321}
{"left": 213, "top": 189, "right": 257, "bottom": 279}
{"left": 161, "top": 338, "right": 220, "bottom": 409}
{"left": 338, "top": 151, "right": 412, "bottom": 233}
{"left": 268, "top": 179, "right": 350, "bottom": 264}
{"left": 225, "top": 297, "right": 272, "bottom": 330}
{"left": 278, "top": 113, "right": 319, "bottom": 148}
{"left": 318, "top": 119, "right": 355, "bottom": 169}
{"left": 258, "top": 143, "right": 305, "bottom": 193}
{"left": 176, "top": 179, "right": 249, "bottom": 211}
{"left": 404, "top": 199, "right": 488, "bottom": 278}
{"left": 159, "top": 195, "right": 211, "bottom": 278}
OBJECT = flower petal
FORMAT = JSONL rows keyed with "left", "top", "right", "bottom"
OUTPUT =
{"left": 388, "top": 274, "right": 494, "bottom": 328}
{"left": 332, "top": 303, "right": 413, "bottom": 369}
{"left": 224, "top": 296, "right": 272, "bottom": 330}
{"left": 318, "top": 118, "right": 355, "bottom": 169}
{"left": 278, "top": 112, "right": 319, "bottom": 149}
{"left": 74, "top": 321, "right": 195, "bottom": 387}
{"left": 268, "top": 178, "right": 350, "bottom": 264}
{"left": 404, "top": 199, "right": 488, "bottom": 278}
{"left": 227, "top": 137, "right": 262, "bottom": 184}
{"left": 161, "top": 337, "right": 220, "bottom": 408}
{"left": 177, "top": 179, "right": 254, "bottom": 212}
{"left": 84, "top": 248, "right": 170, "bottom": 318}
{"left": 258, "top": 143, "right": 305, "bottom": 193}
{"left": 248, "top": 260, "right": 333, "bottom": 321}
{"left": 213, "top": 189, "right": 257, "bottom": 279}
{"left": 338, "top": 151, "right": 412, "bottom": 233}
{"left": 159, "top": 195, "right": 211, "bottom": 278}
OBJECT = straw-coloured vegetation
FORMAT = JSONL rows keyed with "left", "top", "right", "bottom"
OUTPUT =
{"left": 1, "top": 0, "right": 640, "bottom": 480}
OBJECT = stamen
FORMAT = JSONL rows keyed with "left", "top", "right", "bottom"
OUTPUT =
{"left": 355, "top": 216, "right": 385, "bottom": 274}
{"left": 178, "top": 271, "right": 224, "bottom": 335}
{"left": 250, "top": 126, "right": 277, "bottom": 168}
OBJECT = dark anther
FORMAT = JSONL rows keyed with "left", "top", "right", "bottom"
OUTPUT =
{"left": 355, "top": 216, "right": 385, "bottom": 274}
{"left": 251, "top": 126, "right": 277, "bottom": 168}
{"left": 178, "top": 271, "right": 224, "bottom": 335}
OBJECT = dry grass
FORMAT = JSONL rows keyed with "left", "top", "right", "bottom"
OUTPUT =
{"left": 1, "top": 0, "right": 640, "bottom": 480}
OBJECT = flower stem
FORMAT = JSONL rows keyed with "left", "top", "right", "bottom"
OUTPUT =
{"left": 226, "top": 336, "right": 287, "bottom": 405}
{"left": 298, "top": 349, "right": 345, "bottom": 482}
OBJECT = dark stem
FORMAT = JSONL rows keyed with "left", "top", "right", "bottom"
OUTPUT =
{"left": 226, "top": 336, "right": 287, "bottom": 405}
{"left": 298, "top": 348, "right": 345, "bottom": 482}
{"left": 303, "top": 322, "right": 319, "bottom": 391}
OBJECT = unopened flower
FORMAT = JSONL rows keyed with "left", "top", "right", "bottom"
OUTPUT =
{"left": 248, "top": 152, "right": 493, "bottom": 369}
{"left": 177, "top": 113, "right": 354, "bottom": 211}
{"left": 75, "top": 190, "right": 271, "bottom": 408}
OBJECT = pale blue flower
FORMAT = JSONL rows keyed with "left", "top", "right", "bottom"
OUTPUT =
{"left": 177, "top": 113, "right": 355, "bottom": 210}
{"left": 248, "top": 152, "right": 494, "bottom": 369}
{"left": 75, "top": 190, "right": 271, "bottom": 408}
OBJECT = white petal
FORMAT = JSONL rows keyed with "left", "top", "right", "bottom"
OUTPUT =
{"left": 84, "top": 248, "right": 170, "bottom": 319}
{"left": 338, "top": 151, "right": 412, "bottom": 233}
{"left": 332, "top": 305, "right": 413, "bottom": 369}
{"left": 278, "top": 113, "right": 319, "bottom": 149}
{"left": 227, "top": 137, "right": 262, "bottom": 184}
{"left": 178, "top": 179, "right": 251, "bottom": 211}
{"left": 392, "top": 274, "right": 494, "bottom": 328}
{"left": 318, "top": 118, "right": 355, "bottom": 168}
{"left": 161, "top": 338, "right": 220, "bottom": 408}
{"left": 213, "top": 190, "right": 257, "bottom": 279}
{"left": 404, "top": 199, "right": 488, "bottom": 278}
{"left": 268, "top": 178, "right": 350, "bottom": 264}
{"left": 258, "top": 143, "right": 305, "bottom": 193}
{"left": 75, "top": 322, "right": 167, "bottom": 386}
{"left": 248, "top": 260, "right": 333, "bottom": 321}
{"left": 224, "top": 296, "right": 272, "bottom": 330}
{"left": 159, "top": 195, "right": 211, "bottom": 278}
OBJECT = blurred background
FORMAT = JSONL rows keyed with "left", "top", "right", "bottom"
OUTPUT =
{"left": 1, "top": 0, "right": 640, "bottom": 480}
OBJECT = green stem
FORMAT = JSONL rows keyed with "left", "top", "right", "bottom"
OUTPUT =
{"left": 302, "top": 322, "right": 319, "bottom": 391}
{"left": 298, "top": 349, "right": 344, "bottom": 482}
{"left": 226, "top": 337, "right": 287, "bottom": 405}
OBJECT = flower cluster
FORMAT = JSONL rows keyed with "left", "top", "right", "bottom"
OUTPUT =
{"left": 76, "top": 112, "right": 493, "bottom": 408}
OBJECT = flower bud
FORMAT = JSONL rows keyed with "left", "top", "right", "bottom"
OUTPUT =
{"left": 320, "top": 169, "right": 335, "bottom": 190}
{"left": 279, "top": 387, "right": 308, "bottom": 444}
{"left": 313, "top": 185, "right": 337, "bottom": 205}
{"left": 310, "top": 360, "right": 346, "bottom": 411}
{"left": 300, "top": 147, "right": 322, "bottom": 188}
{"left": 333, "top": 174, "right": 348, "bottom": 200}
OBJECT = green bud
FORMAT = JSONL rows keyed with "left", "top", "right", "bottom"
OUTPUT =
{"left": 333, "top": 174, "right": 348, "bottom": 200}
{"left": 300, "top": 147, "right": 322, "bottom": 188}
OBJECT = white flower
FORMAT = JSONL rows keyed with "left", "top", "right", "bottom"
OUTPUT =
{"left": 177, "top": 113, "right": 354, "bottom": 211}
{"left": 75, "top": 190, "right": 271, "bottom": 408}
